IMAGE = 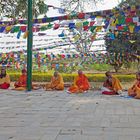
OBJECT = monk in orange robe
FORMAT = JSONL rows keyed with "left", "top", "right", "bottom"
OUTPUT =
{"left": 14, "top": 69, "right": 41, "bottom": 90}
{"left": 101, "top": 71, "right": 122, "bottom": 95}
{"left": 45, "top": 71, "right": 64, "bottom": 90}
{"left": 0, "top": 67, "right": 10, "bottom": 89}
{"left": 67, "top": 70, "right": 90, "bottom": 93}
{"left": 14, "top": 69, "right": 27, "bottom": 90}
{"left": 128, "top": 72, "right": 140, "bottom": 99}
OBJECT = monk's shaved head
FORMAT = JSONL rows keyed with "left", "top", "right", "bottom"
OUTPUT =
{"left": 105, "top": 71, "right": 112, "bottom": 77}
{"left": 54, "top": 71, "right": 58, "bottom": 77}
{"left": 78, "top": 70, "right": 83, "bottom": 75}
{"left": 22, "top": 69, "right": 27, "bottom": 73}
{"left": 0, "top": 67, "right": 7, "bottom": 77}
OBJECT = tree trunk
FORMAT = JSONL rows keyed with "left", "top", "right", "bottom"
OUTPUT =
{"left": 114, "top": 64, "right": 122, "bottom": 73}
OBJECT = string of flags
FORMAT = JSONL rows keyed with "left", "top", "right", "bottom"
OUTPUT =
{"left": 1, "top": 17, "right": 140, "bottom": 35}
{"left": 1, "top": 5, "right": 140, "bottom": 38}
{"left": 0, "top": 5, "right": 140, "bottom": 25}
{"left": 0, "top": 51, "right": 138, "bottom": 65}
{"left": 0, "top": 4, "right": 140, "bottom": 69}
{"left": 0, "top": 20, "right": 100, "bottom": 35}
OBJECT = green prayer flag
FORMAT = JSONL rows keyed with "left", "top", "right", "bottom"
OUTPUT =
{"left": 83, "top": 21, "right": 89, "bottom": 26}
{"left": 118, "top": 16, "right": 125, "bottom": 24}
{"left": 90, "top": 26, "right": 96, "bottom": 33}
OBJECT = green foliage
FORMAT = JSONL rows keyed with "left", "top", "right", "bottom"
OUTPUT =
{"left": 0, "top": 0, "right": 48, "bottom": 18}
{"left": 119, "top": 0, "right": 140, "bottom": 7}
{"left": 8, "top": 72, "right": 135, "bottom": 82}
{"left": 123, "top": 62, "right": 132, "bottom": 70}
{"left": 61, "top": 0, "right": 103, "bottom": 13}
{"left": 105, "top": 31, "right": 140, "bottom": 72}
{"left": 53, "top": 63, "right": 112, "bottom": 73}
{"left": 104, "top": 0, "right": 140, "bottom": 72}
{"left": 115, "top": 75, "right": 135, "bottom": 82}
{"left": 89, "top": 64, "right": 112, "bottom": 71}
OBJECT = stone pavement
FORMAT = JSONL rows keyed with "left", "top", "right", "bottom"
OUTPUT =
{"left": 0, "top": 89, "right": 140, "bottom": 140}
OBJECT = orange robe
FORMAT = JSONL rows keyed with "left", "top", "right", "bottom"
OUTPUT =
{"left": 46, "top": 74, "right": 64, "bottom": 90}
{"left": 14, "top": 75, "right": 40, "bottom": 91}
{"left": 103, "top": 76, "right": 122, "bottom": 93}
{"left": 14, "top": 75, "right": 27, "bottom": 90}
{"left": 128, "top": 80, "right": 140, "bottom": 99}
{"left": 68, "top": 74, "right": 90, "bottom": 93}
{"left": 0, "top": 75, "right": 10, "bottom": 89}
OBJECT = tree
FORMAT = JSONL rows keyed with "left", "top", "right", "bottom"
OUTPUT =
{"left": 59, "top": 0, "right": 104, "bottom": 65}
{"left": 104, "top": 0, "right": 140, "bottom": 72}
{"left": 119, "top": 0, "right": 140, "bottom": 7}
{"left": 105, "top": 30, "right": 140, "bottom": 72}
{"left": 60, "top": 0, "right": 103, "bottom": 13}
{"left": 0, "top": 0, "right": 48, "bottom": 19}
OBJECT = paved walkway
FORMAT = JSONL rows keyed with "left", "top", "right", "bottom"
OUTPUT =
{"left": 0, "top": 89, "right": 140, "bottom": 140}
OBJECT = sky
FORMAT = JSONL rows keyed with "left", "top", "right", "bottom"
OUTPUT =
{"left": 45, "top": 0, "right": 121, "bottom": 17}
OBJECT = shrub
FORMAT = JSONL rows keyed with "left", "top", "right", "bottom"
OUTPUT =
{"left": 115, "top": 75, "right": 135, "bottom": 82}
{"left": 8, "top": 73, "right": 136, "bottom": 82}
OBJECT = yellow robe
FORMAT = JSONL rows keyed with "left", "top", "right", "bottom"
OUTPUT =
{"left": 103, "top": 76, "right": 122, "bottom": 92}
{"left": 0, "top": 75, "right": 10, "bottom": 84}
{"left": 112, "top": 76, "right": 122, "bottom": 92}
{"left": 46, "top": 74, "right": 64, "bottom": 90}
{"left": 128, "top": 81, "right": 140, "bottom": 99}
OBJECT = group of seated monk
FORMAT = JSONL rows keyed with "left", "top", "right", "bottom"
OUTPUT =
{"left": 45, "top": 70, "right": 90, "bottom": 93}
{"left": 101, "top": 71, "right": 140, "bottom": 99}
{"left": 0, "top": 67, "right": 140, "bottom": 99}
{"left": 0, "top": 68, "right": 40, "bottom": 91}
{"left": 0, "top": 68, "right": 90, "bottom": 93}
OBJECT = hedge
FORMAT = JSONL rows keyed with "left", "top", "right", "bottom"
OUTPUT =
{"left": 8, "top": 73, "right": 136, "bottom": 82}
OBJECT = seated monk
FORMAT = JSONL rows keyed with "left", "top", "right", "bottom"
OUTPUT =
{"left": 45, "top": 71, "right": 64, "bottom": 91}
{"left": 101, "top": 71, "right": 122, "bottom": 95}
{"left": 14, "top": 69, "right": 27, "bottom": 90}
{"left": 14, "top": 69, "right": 40, "bottom": 90}
{"left": 128, "top": 72, "right": 140, "bottom": 99}
{"left": 67, "top": 70, "right": 90, "bottom": 94}
{"left": 0, "top": 67, "right": 10, "bottom": 89}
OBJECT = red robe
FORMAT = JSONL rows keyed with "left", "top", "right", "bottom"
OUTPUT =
{"left": 14, "top": 74, "right": 26, "bottom": 88}
{"left": 0, "top": 75, "right": 10, "bottom": 89}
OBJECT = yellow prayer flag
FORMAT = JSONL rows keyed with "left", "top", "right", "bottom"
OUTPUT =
{"left": 111, "top": 19, "right": 116, "bottom": 26}
{"left": 6, "top": 26, "right": 12, "bottom": 31}
{"left": 76, "top": 22, "right": 82, "bottom": 28}
{"left": 96, "top": 26, "right": 102, "bottom": 32}
{"left": 23, "top": 31, "right": 28, "bottom": 39}
{"left": 73, "top": 35, "right": 80, "bottom": 41}
{"left": 129, "top": 25, "right": 135, "bottom": 33}
{"left": 131, "top": 5, "right": 136, "bottom": 11}
{"left": 38, "top": 19, "right": 43, "bottom": 23}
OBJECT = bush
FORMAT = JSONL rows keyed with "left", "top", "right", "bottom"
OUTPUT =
{"left": 115, "top": 75, "right": 135, "bottom": 82}
{"left": 90, "top": 64, "right": 112, "bottom": 71}
{"left": 8, "top": 73, "right": 135, "bottom": 82}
